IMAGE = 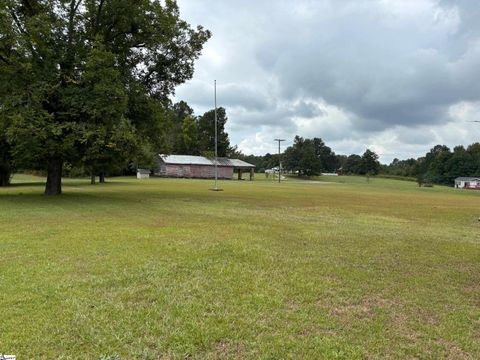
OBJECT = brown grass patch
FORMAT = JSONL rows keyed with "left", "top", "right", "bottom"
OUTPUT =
{"left": 208, "top": 340, "right": 246, "bottom": 359}
{"left": 331, "top": 296, "right": 400, "bottom": 319}
{"left": 437, "top": 339, "right": 475, "bottom": 360}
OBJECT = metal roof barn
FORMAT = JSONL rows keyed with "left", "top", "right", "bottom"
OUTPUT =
{"left": 154, "top": 155, "right": 255, "bottom": 180}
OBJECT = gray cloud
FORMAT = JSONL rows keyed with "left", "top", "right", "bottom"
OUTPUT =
{"left": 175, "top": 0, "right": 480, "bottom": 162}
{"left": 256, "top": 1, "right": 480, "bottom": 129}
{"left": 176, "top": 81, "right": 271, "bottom": 111}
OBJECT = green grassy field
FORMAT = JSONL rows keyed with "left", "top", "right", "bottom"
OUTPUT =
{"left": 1, "top": 174, "right": 479, "bottom": 359}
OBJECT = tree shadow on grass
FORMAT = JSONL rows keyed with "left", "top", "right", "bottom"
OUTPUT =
{"left": 7, "top": 181, "right": 46, "bottom": 188}
{"left": 2, "top": 179, "right": 124, "bottom": 198}
{"left": 0, "top": 176, "right": 272, "bottom": 214}
{"left": 0, "top": 190, "right": 136, "bottom": 210}
{"left": 8, "top": 178, "right": 134, "bottom": 188}
{"left": 0, "top": 180, "right": 225, "bottom": 208}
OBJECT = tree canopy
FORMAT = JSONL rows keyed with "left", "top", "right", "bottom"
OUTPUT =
{"left": 0, "top": 0, "right": 210, "bottom": 194}
{"left": 197, "top": 107, "right": 231, "bottom": 157}
{"left": 283, "top": 136, "right": 339, "bottom": 176}
{"left": 360, "top": 149, "right": 380, "bottom": 175}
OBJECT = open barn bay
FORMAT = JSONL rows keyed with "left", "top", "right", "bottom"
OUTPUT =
{"left": 1, "top": 175, "right": 479, "bottom": 359}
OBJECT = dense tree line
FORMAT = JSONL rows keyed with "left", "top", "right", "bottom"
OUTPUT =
{"left": 340, "top": 149, "right": 381, "bottom": 175}
{"left": 383, "top": 143, "right": 480, "bottom": 185}
{"left": 237, "top": 135, "right": 380, "bottom": 176}
{"left": 0, "top": 0, "right": 210, "bottom": 194}
{"left": 282, "top": 136, "right": 339, "bottom": 176}
{"left": 234, "top": 153, "right": 279, "bottom": 173}
{"left": 238, "top": 136, "right": 480, "bottom": 187}
{"left": 160, "top": 101, "right": 234, "bottom": 158}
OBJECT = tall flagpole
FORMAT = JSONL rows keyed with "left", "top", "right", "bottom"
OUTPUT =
{"left": 214, "top": 80, "right": 218, "bottom": 190}
{"left": 210, "top": 80, "right": 222, "bottom": 191}
{"left": 274, "top": 138, "right": 285, "bottom": 183}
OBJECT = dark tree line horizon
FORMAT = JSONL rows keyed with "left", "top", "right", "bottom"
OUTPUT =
{"left": 161, "top": 101, "right": 235, "bottom": 159}
{"left": 237, "top": 136, "right": 380, "bottom": 176}
{"left": 382, "top": 143, "right": 480, "bottom": 185}
{"left": 236, "top": 137, "right": 480, "bottom": 186}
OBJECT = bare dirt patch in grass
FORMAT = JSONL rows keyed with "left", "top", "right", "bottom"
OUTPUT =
{"left": 330, "top": 296, "right": 400, "bottom": 319}
{"left": 437, "top": 339, "right": 475, "bottom": 360}
{"left": 209, "top": 340, "right": 246, "bottom": 359}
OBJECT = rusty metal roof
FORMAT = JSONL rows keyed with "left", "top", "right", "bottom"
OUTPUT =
{"left": 213, "top": 157, "right": 232, "bottom": 166}
{"left": 159, "top": 154, "right": 213, "bottom": 165}
{"left": 227, "top": 159, "right": 256, "bottom": 168}
{"left": 159, "top": 155, "right": 255, "bottom": 168}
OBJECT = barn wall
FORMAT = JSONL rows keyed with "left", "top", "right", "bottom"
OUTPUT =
{"left": 190, "top": 165, "right": 233, "bottom": 179}
{"left": 157, "top": 163, "right": 233, "bottom": 179}
{"left": 154, "top": 161, "right": 167, "bottom": 176}
{"left": 218, "top": 166, "right": 234, "bottom": 179}
{"left": 219, "top": 166, "right": 234, "bottom": 179}
{"left": 163, "top": 164, "right": 187, "bottom": 178}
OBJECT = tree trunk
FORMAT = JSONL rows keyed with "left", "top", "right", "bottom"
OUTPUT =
{"left": 99, "top": 172, "right": 105, "bottom": 183}
{"left": 45, "top": 157, "right": 63, "bottom": 195}
{"left": 90, "top": 173, "right": 96, "bottom": 185}
{"left": 0, "top": 168, "right": 11, "bottom": 186}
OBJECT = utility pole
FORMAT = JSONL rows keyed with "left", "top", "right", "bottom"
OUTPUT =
{"left": 274, "top": 138, "right": 285, "bottom": 183}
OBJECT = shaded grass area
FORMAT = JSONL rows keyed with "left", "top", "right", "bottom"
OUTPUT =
{"left": 1, "top": 175, "right": 479, "bottom": 359}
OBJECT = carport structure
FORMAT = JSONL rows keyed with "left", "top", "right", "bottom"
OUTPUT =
{"left": 226, "top": 158, "right": 256, "bottom": 181}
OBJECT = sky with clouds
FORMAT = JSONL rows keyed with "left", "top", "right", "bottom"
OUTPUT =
{"left": 173, "top": 0, "right": 480, "bottom": 163}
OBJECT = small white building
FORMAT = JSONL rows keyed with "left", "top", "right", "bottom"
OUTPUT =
{"left": 455, "top": 177, "right": 480, "bottom": 189}
{"left": 137, "top": 169, "right": 150, "bottom": 179}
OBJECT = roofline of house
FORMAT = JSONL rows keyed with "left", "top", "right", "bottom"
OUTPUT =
{"left": 161, "top": 161, "right": 234, "bottom": 167}
{"left": 158, "top": 154, "right": 255, "bottom": 168}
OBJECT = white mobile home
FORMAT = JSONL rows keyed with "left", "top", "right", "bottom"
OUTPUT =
{"left": 454, "top": 177, "right": 480, "bottom": 189}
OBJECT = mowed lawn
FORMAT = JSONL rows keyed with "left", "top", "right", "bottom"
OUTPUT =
{"left": 1, "top": 175, "right": 479, "bottom": 359}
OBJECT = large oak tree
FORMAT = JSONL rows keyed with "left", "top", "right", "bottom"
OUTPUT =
{"left": 0, "top": 0, "right": 210, "bottom": 194}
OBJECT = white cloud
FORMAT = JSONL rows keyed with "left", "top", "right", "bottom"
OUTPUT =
{"left": 174, "top": 0, "right": 480, "bottom": 163}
